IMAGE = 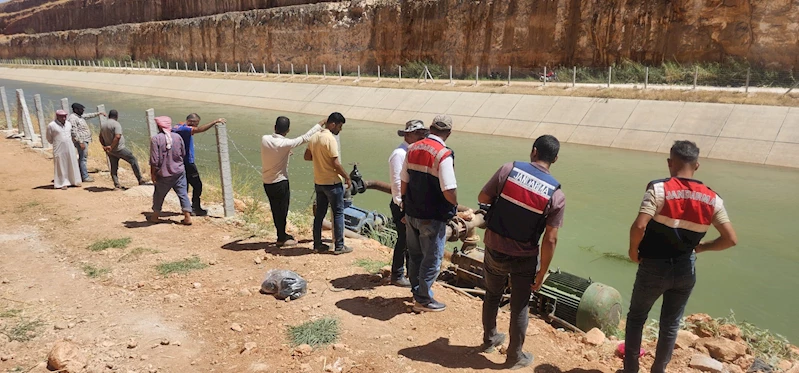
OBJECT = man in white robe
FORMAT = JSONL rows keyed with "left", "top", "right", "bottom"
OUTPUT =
{"left": 46, "top": 110, "right": 81, "bottom": 190}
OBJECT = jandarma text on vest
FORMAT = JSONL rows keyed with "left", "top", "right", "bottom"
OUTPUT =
{"left": 664, "top": 189, "right": 715, "bottom": 205}
{"left": 509, "top": 169, "right": 556, "bottom": 195}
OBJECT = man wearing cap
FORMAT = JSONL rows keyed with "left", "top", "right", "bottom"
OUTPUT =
{"left": 68, "top": 103, "right": 105, "bottom": 183}
{"left": 261, "top": 116, "right": 323, "bottom": 246}
{"left": 400, "top": 115, "right": 457, "bottom": 312}
{"left": 388, "top": 119, "right": 428, "bottom": 287}
{"left": 46, "top": 110, "right": 81, "bottom": 190}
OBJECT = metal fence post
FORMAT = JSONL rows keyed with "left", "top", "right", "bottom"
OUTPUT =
{"left": 0, "top": 87, "right": 12, "bottom": 130}
{"left": 263, "top": 63, "right": 266, "bottom": 76}
{"left": 145, "top": 108, "right": 158, "bottom": 138}
{"left": 323, "top": 64, "right": 326, "bottom": 78}
{"left": 608, "top": 66, "right": 612, "bottom": 87}
{"left": 184, "top": 61, "right": 188, "bottom": 71}
{"left": 205, "top": 62, "right": 208, "bottom": 72}
{"left": 291, "top": 63, "right": 294, "bottom": 75}
{"left": 378, "top": 65, "right": 381, "bottom": 81}
{"left": 338, "top": 64, "right": 342, "bottom": 80}
{"left": 543, "top": 66, "right": 547, "bottom": 87}
{"left": 60, "top": 98, "right": 69, "bottom": 113}
{"left": 277, "top": 64, "right": 280, "bottom": 75}
{"left": 195, "top": 62, "right": 198, "bottom": 71}
{"left": 225, "top": 63, "right": 228, "bottom": 73}
{"left": 399, "top": 66, "right": 402, "bottom": 82}
{"left": 449, "top": 65, "right": 453, "bottom": 85}
{"left": 34, "top": 94, "right": 49, "bottom": 148}
{"left": 237, "top": 63, "right": 240, "bottom": 74}
{"left": 15, "top": 89, "right": 35, "bottom": 141}
{"left": 645, "top": 67, "right": 649, "bottom": 89}
{"left": 507, "top": 66, "right": 511, "bottom": 86}
{"left": 572, "top": 66, "right": 577, "bottom": 88}
{"left": 475, "top": 66, "right": 479, "bottom": 86}
{"left": 305, "top": 64, "right": 308, "bottom": 77}
{"left": 215, "top": 123, "right": 235, "bottom": 217}
{"left": 356, "top": 65, "right": 360, "bottom": 82}
{"left": 693, "top": 66, "right": 699, "bottom": 90}
{"left": 215, "top": 62, "right": 218, "bottom": 72}
{"left": 745, "top": 68, "right": 751, "bottom": 93}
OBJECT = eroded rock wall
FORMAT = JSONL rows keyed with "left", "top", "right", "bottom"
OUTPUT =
{"left": 0, "top": 0, "right": 796, "bottom": 72}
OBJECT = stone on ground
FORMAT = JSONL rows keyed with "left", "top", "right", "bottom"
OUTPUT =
{"left": 697, "top": 337, "right": 748, "bottom": 362}
{"left": 47, "top": 341, "right": 87, "bottom": 373}
{"left": 689, "top": 354, "right": 724, "bottom": 373}
{"left": 676, "top": 329, "right": 700, "bottom": 349}
{"left": 583, "top": 328, "right": 606, "bottom": 346}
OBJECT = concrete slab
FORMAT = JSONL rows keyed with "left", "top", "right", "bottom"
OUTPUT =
{"left": 395, "top": 90, "right": 435, "bottom": 112}
{"left": 342, "top": 106, "right": 371, "bottom": 120}
{"left": 299, "top": 85, "right": 327, "bottom": 102}
{"left": 669, "top": 102, "right": 734, "bottom": 136}
{"left": 301, "top": 102, "right": 348, "bottom": 117}
{"left": 474, "top": 94, "right": 524, "bottom": 119}
{"left": 506, "top": 95, "right": 560, "bottom": 122}
{"left": 419, "top": 91, "right": 462, "bottom": 114}
{"left": 362, "top": 108, "right": 394, "bottom": 123}
{"left": 542, "top": 97, "right": 594, "bottom": 125}
{"left": 459, "top": 117, "right": 502, "bottom": 135}
{"left": 719, "top": 105, "right": 789, "bottom": 141}
{"left": 354, "top": 88, "right": 390, "bottom": 108}
{"left": 567, "top": 126, "right": 620, "bottom": 147}
{"left": 375, "top": 89, "right": 412, "bottom": 110}
{"left": 708, "top": 137, "right": 773, "bottom": 164}
{"left": 610, "top": 130, "right": 667, "bottom": 152}
{"left": 447, "top": 115, "right": 473, "bottom": 132}
{"left": 279, "top": 83, "right": 320, "bottom": 101}
{"left": 492, "top": 119, "right": 539, "bottom": 138}
{"left": 775, "top": 108, "right": 799, "bottom": 144}
{"left": 580, "top": 99, "right": 639, "bottom": 128}
{"left": 765, "top": 142, "right": 799, "bottom": 168}
{"left": 656, "top": 133, "right": 717, "bottom": 157}
{"left": 624, "top": 101, "right": 684, "bottom": 132}
{"left": 311, "top": 86, "right": 350, "bottom": 104}
{"left": 446, "top": 92, "right": 489, "bottom": 116}
{"left": 529, "top": 122, "right": 577, "bottom": 141}
{"left": 385, "top": 110, "right": 420, "bottom": 126}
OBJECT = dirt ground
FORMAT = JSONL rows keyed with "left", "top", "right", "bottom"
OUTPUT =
{"left": 0, "top": 136, "right": 705, "bottom": 373}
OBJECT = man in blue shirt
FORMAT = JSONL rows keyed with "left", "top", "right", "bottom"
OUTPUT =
{"left": 172, "top": 113, "right": 226, "bottom": 216}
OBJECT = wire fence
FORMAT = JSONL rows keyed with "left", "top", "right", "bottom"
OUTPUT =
{"left": 3, "top": 58, "right": 798, "bottom": 94}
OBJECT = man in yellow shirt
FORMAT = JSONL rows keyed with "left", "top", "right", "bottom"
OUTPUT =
{"left": 304, "top": 112, "right": 352, "bottom": 255}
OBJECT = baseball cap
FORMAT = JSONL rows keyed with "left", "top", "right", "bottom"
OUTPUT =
{"left": 397, "top": 119, "right": 426, "bottom": 136}
{"left": 71, "top": 103, "right": 85, "bottom": 111}
{"left": 431, "top": 115, "right": 453, "bottom": 131}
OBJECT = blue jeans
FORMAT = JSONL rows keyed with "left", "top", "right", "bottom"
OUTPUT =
{"left": 624, "top": 253, "right": 696, "bottom": 373}
{"left": 313, "top": 183, "right": 345, "bottom": 250}
{"left": 74, "top": 141, "right": 89, "bottom": 180}
{"left": 405, "top": 216, "right": 447, "bottom": 305}
{"left": 482, "top": 247, "right": 538, "bottom": 361}
{"left": 152, "top": 173, "right": 192, "bottom": 213}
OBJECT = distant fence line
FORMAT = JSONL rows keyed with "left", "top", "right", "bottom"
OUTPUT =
{"left": 1, "top": 58, "right": 798, "bottom": 95}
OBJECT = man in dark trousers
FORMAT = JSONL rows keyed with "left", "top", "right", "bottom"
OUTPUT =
{"left": 478, "top": 134, "right": 566, "bottom": 370}
{"left": 172, "top": 113, "right": 226, "bottom": 216}
{"left": 624, "top": 140, "right": 737, "bottom": 373}
{"left": 99, "top": 109, "right": 145, "bottom": 189}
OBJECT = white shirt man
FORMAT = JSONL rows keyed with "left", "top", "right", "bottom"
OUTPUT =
{"left": 261, "top": 116, "right": 322, "bottom": 246}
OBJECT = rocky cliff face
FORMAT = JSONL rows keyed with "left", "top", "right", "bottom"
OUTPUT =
{"left": 0, "top": 0, "right": 796, "bottom": 72}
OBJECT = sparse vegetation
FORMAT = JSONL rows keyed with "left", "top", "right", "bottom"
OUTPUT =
{"left": 355, "top": 259, "right": 389, "bottom": 274}
{"left": 364, "top": 221, "right": 398, "bottom": 248}
{"left": 16, "top": 200, "right": 41, "bottom": 212}
{"left": 0, "top": 309, "right": 22, "bottom": 318}
{"left": 402, "top": 61, "right": 448, "bottom": 80}
{"left": 288, "top": 317, "right": 340, "bottom": 347}
{"left": 88, "top": 237, "right": 131, "bottom": 252}
{"left": 1, "top": 317, "right": 43, "bottom": 342}
{"left": 82, "top": 264, "right": 110, "bottom": 278}
{"left": 156, "top": 256, "right": 207, "bottom": 276}
{"left": 118, "top": 247, "right": 159, "bottom": 262}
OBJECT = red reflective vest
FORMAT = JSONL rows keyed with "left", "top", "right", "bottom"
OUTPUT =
{"left": 404, "top": 137, "right": 457, "bottom": 221}
{"left": 639, "top": 177, "right": 719, "bottom": 259}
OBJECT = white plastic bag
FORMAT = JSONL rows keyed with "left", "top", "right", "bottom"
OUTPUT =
{"left": 261, "top": 269, "right": 307, "bottom": 300}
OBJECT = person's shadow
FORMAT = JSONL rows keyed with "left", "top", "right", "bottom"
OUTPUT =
{"left": 220, "top": 238, "right": 315, "bottom": 256}
{"left": 329, "top": 273, "right": 382, "bottom": 291}
{"left": 534, "top": 363, "right": 604, "bottom": 373}
{"left": 334, "top": 296, "right": 411, "bottom": 321}
{"left": 398, "top": 337, "right": 504, "bottom": 370}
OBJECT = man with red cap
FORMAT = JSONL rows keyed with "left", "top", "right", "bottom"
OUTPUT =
{"left": 149, "top": 116, "right": 192, "bottom": 225}
{"left": 46, "top": 110, "right": 81, "bottom": 190}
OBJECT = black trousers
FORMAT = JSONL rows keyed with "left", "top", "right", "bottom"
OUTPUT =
{"left": 264, "top": 180, "right": 291, "bottom": 241}
{"left": 185, "top": 163, "right": 203, "bottom": 210}
{"left": 107, "top": 148, "right": 143, "bottom": 186}
{"left": 390, "top": 200, "right": 408, "bottom": 279}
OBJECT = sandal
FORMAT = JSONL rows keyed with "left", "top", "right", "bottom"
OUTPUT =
{"left": 181, "top": 219, "right": 193, "bottom": 226}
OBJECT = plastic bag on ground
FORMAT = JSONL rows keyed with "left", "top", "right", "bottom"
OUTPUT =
{"left": 261, "top": 269, "right": 307, "bottom": 300}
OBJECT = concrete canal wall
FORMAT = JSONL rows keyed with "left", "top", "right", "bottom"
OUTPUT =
{"left": 1, "top": 67, "right": 798, "bottom": 168}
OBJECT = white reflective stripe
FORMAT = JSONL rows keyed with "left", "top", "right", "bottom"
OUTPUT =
{"left": 499, "top": 193, "right": 544, "bottom": 214}
{"left": 434, "top": 147, "right": 450, "bottom": 164}
{"left": 653, "top": 214, "right": 711, "bottom": 233}
{"left": 652, "top": 182, "right": 666, "bottom": 215}
{"left": 407, "top": 162, "right": 436, "bottom": 177}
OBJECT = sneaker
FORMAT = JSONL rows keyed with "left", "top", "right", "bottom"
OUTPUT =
{"left": 333, "top": 246, "right": 353, "bottom": 255}
{"left": 314, "top": 244, "right": 331, "bottom": 252}
{"left": 412, "top": 300, "right": 446, "bottom": 313}
{"left": 83, "top": 176, "right": 95, "bottom": 182}
{"left": 507, "top": 351, "right": 534, "bottom": 370}
{"left": 480, "top": 333, "right": 506, "bottom": 353}
{"left": 138, "top": 179, "right": 147, "bottom": 186}
{"left": 276, "top": 238, "right": 297, "bottom": 247}
{"left": 390, "top": 277, "right": 411, "bottom": 287}
{"left": 113, "top": 184, "right": 123, "bottom": 190}
{"left": 191, "top": 208, "right": 208, "bottom": 217}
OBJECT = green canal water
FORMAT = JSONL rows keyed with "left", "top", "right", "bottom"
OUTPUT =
{"left": 3, "top": 79, "right": 798, "bottom": 342}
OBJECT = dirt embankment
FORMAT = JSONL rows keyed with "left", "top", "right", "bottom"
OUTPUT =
{"left": 1, "top": 0, "right": 798, "bottom": 72}
{"left": 0, "top": 132, "right": 797, "bottom": 373}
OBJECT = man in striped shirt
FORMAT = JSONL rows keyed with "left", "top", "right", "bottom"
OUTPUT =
{"left": 69, "top": 103, "right": 105, "bottom": 182}
{"left": 624, "top": 140, "right": 738, "bottom": 373}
